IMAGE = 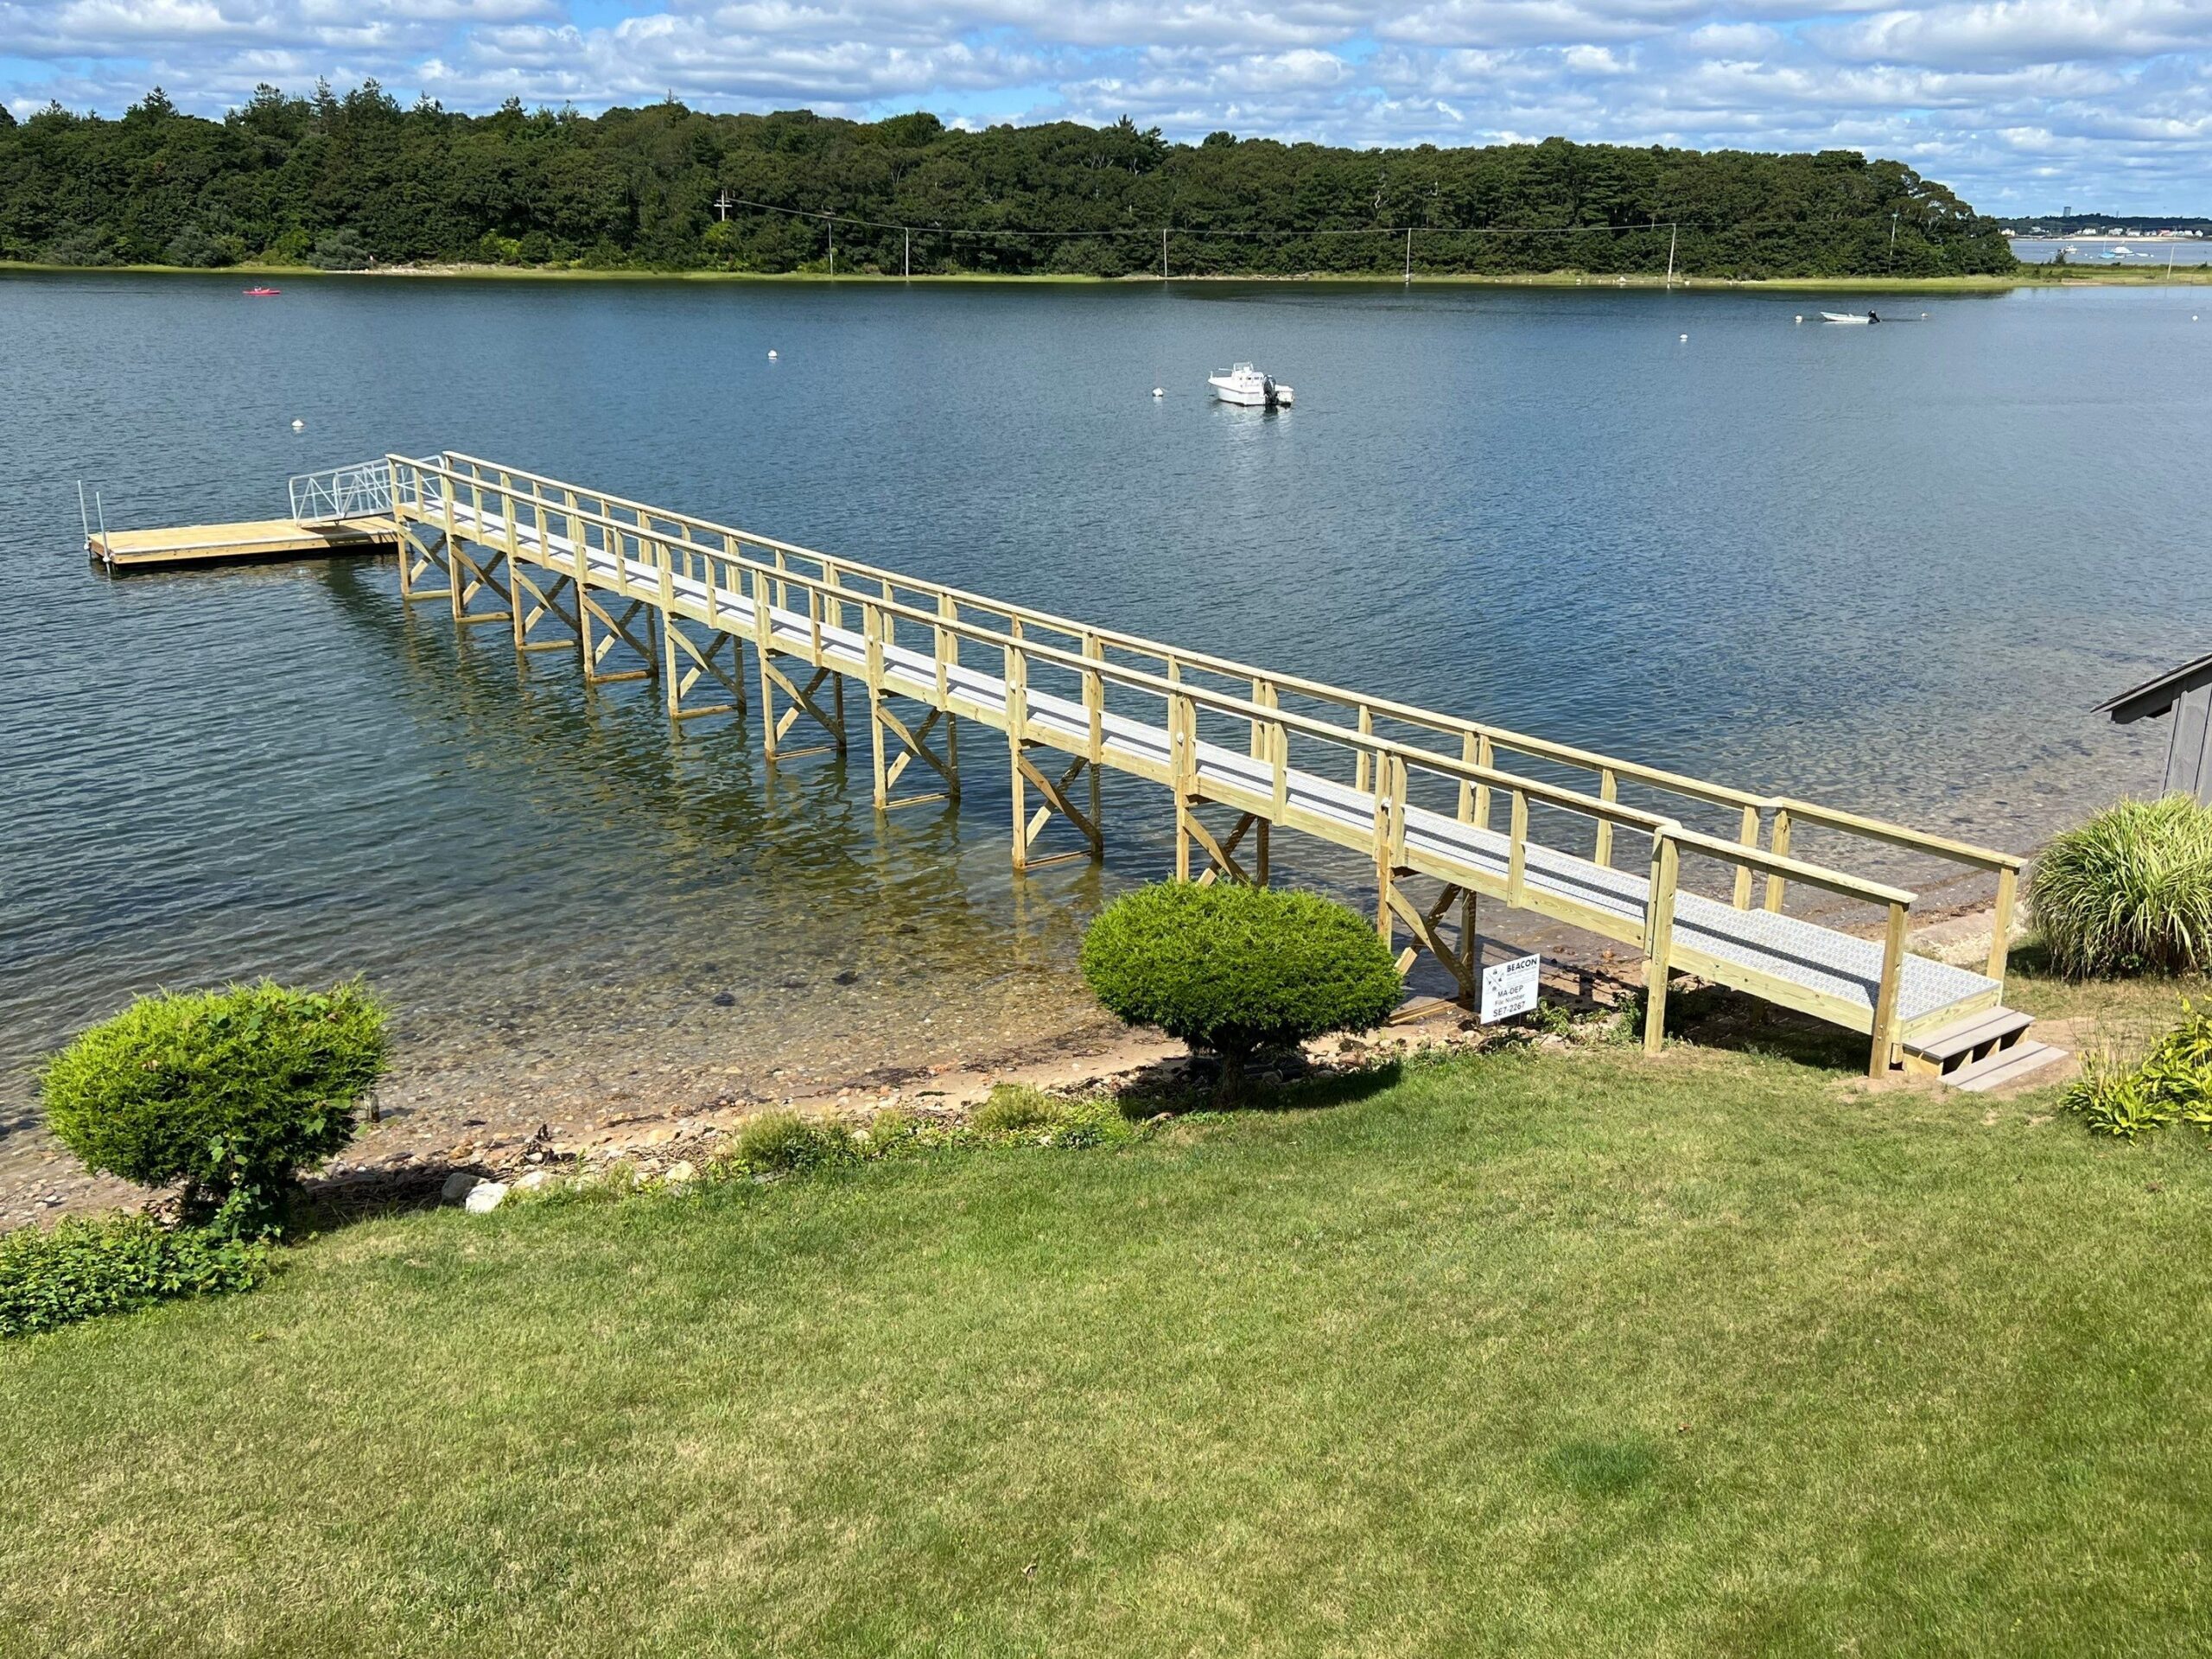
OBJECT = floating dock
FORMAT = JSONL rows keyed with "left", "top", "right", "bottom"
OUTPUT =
{"left": 111, "top": 453, "right": 2056, "bottom": 1087}
{"left": 88, "top": 517, "right": 398, "bottom": 570}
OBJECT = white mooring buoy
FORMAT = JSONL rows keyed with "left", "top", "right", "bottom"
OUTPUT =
{"left": 767, "top": 348, "right": 779, "bottom": 359}
{"left": 1794, "top": 315, "right": 1803, "bottom": 323}
{"left": 291, "top": 418, "right": 304, "bottom": 430}
{"left": 1679, "top": 334, "right": 1688, "bottom": 342}
{"left": 1152, "top": 387, "right": 1164, "bottom": 398}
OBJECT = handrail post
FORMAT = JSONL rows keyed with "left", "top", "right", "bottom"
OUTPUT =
{"left": 1472, "top": 734, "right": 1494, "bottom": 830}
{"left": 1083, "top": 631, "right": 1105, "bottom": 766}
{"left": 1356, "top": 705, "right": 1374, "bottom": 795}
{"left": 1372, "top": 752, "right": 1406, "bottom": 943}
{"left": 1595, "top": 768, "right": 1618, "bottom": 867}
{"left": 1388, "top": 755, "right": 1410, "bottom": 870}
{"left": 1644, "top": 831, "right": 1680, "bottom": 1054}
{"left": 865, "top": 601, "right": 889, "bottom": 808}
{"left": 938, "top": 594, "right": 959, "bottom": 707}
{"left": 1764, "top": 809, "right": 1793, "bottom": 912}
{"left": 1270, "top": 713, "right": 1288, "bottom": 826}
{"left": 1506, "top": 789, "right": 1529, "bottom": 906}
{"left": 656, "top": 537, "right": 681, "bottom": 706}
{"left": 1732, "top": 804, "right": 1761, "bottom": 909}
{"left": 1871, "top": 899, "right": 1910, "bottom": 1078}
{"left": 1172, "top": 692, "right": 1196, "bottom": 882}
{"left": 1986, "top": 865, "right": 2018, "bottom": 988}
{"left": 753, "top": 564, "right": 779, "bottom": 755}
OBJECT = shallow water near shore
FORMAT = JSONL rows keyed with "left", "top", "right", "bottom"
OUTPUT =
{"left": 2, "top": 273, "right": 2205, "bottom": 1154}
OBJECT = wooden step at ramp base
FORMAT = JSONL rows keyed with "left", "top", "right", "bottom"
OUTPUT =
{"left": 1948, "top": 1039, "right": 2069, "bottom": 1094}
{"left": 1902, "top": 1007, "right": 2065, "bottom": 1090}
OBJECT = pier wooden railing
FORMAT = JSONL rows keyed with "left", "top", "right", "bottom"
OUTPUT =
{"left": 377, "top": 451, "right": 2022, "bottom": 1075}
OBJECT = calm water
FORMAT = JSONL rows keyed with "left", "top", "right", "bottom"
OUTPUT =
{"left": 3, "top": 273, "right": 2207, "bottom": 1110}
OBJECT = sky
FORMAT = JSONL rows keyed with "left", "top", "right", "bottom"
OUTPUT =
{"left": 0, "top": 0, "right": 2205, "bottom": 213}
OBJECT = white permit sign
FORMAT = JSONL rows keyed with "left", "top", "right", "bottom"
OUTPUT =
{"left": 1479, "top": 953, "right": 1541, "bottom": 1024}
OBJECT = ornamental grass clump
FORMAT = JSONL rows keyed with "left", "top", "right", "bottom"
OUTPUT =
{"left": 40, "top": 980, "right": 388, "bottom": 1228}
{"left": 1080, "top": 881, "right": 1403, "bottom": 1101}
{"left": 2029, "top": 796, "right": 2212, "bottom": 978}
{"left": 728, "top": 1110, "right": 856, "bottom": 1176}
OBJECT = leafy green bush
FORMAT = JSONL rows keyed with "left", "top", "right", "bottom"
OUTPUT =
{"left": 1081, "top": 882, "right": 1403, "bottom": 1098}
{"left": 2064, "top": 1057, "right": 2174, "bottom": 1140}
{"left": 2030, "top": 796, "right": 2212, "bottom": 978}
{"left": 2065, "top": 1001, "right": 2212, "bottom": 1139}
{"left": 728, "top": 1111, "right": 855, "bottom": 1175}
{"left": 0, "top": 1217, "right": 270, "bottom": 1339}
{"left": 41, "top": 981, "right": 388, "bottom": 1224}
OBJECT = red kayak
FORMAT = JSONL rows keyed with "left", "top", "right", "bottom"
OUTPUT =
{"left": 243, "top": 286, "right": 281, "bottom": 296}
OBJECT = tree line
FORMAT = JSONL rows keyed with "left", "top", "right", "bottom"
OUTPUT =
{"left": 0, "top": 84, "right": 2018, "bottom": 279}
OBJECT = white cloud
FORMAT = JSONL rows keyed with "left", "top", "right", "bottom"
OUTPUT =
{"left": 3, "top": 0, "right": 2209, "bottom": 209}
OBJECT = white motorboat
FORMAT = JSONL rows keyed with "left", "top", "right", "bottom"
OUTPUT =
{"left": 1821, "top": 310, "right": 1879, "bottom": 324}
{"left": 1209, "top": 363, "right": 1293, "bottom": 407}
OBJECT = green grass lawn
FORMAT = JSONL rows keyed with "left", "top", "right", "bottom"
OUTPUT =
{"left": 4, "top": 1033, "right": 2210, "bottom": 1656}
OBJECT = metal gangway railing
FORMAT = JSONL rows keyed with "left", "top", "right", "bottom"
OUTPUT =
{"left": 289, "top": 458, "right": 422, "bottom": 525}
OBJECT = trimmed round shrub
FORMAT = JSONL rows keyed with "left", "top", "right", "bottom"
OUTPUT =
{"left": 40, "top": 980, "right": 388, "bottom": 1223}
{"left": 1080, "top": 881, "right": 1403, "bottom": 1096}
{"left": 2029, "top": 796, "right": 2212, "bottom": 978}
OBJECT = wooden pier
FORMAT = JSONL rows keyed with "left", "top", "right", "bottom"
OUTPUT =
{"left": 274, "top": 453, "right": 2043, "bottom": 1082}
{"left": 88, "top": 518, "right": 397, "bottom": 569}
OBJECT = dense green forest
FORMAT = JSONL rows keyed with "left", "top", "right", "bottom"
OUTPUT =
{"left": 0, "top": 84, "right": 2018, "bottom": 278}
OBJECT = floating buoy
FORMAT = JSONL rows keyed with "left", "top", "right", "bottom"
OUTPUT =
{"left": 291, "top": 418, "right": 304, "bottom": 430}
{"left": 1679, "top": 334, "right": 1688, "bottom": 342}
{"left": 1794, "top": 315, "right": 1803, "bottom": 323}
{"left": 1152, "top": 387, "right": 1164, "bottom": 398}
{"left": 767, "top": 349, "right": 778, "bottom": 359}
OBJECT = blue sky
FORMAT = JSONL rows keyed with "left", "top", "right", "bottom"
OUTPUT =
{"left": 3, "top": 0, "right": 2207, "bottom": 212}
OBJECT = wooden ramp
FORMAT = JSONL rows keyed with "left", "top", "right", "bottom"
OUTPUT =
{"left": 90, "top": 518, "right": 397, "bottom": 569}
{"left": 326, "top": 453, "right": 2049, "bottom": 1080}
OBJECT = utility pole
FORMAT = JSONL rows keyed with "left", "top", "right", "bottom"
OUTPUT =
{"left": 904, "top": 227, "right": 911, "bottom": 277}
{"left": 1161, "top": 226, "right": 1168, "bottom": 281}
{"left": 1665, "top": 224, "right": 1677, "bottom": 288}
{"left": 715, "top": 189, "right": 731, "bottom": 221}
{"left": 828, "top": 217, "right": 835, "bottom": 276}
{"left": 1404, "top": 226, "right": 1413, "bottom": 284}
{"left": 1889, "top": 209, "right": 1899, "bottom": 268}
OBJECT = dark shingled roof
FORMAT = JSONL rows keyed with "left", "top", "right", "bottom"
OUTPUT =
{"left": 2098, "top": 651, "right": 2212, "bottom": 725}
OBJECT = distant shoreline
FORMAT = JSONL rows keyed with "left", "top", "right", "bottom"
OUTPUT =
{"left": 8, "top": 259, "right": 2210, "bottom": 291}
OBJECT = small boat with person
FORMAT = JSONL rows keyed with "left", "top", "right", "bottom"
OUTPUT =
{"left": 1208, "top": 363, "right": 1293, "bottom": 407}
{"left": 1821, "top": 310, "right": 1880, "bottom": 324}
{"left": 243, "top": 286, "right": 282, "bottom": 296}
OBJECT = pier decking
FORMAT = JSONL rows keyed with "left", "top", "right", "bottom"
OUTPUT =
{"left": 247, "top": 454, "right": 2049, "bottom": 1079}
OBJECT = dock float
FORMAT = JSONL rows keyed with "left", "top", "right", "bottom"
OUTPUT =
{"left": 128, "top": 453, "right": 2055, "bottom": 1086}
{"left": 87, "top": 517, "right": 398, "bottom": 570}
